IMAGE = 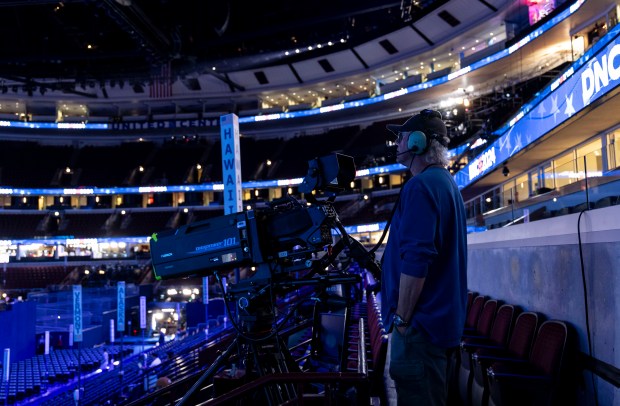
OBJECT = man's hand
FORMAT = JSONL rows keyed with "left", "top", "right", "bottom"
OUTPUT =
{"left": 396, "top": 325, "right": 408, "bottom": 336}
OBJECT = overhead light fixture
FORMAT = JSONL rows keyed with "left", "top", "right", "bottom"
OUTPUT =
{"left": 502, "top": 165, "right": 510, "bottom": 177}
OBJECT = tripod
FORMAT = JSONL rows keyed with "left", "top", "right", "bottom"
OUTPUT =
{"left": 176, "top": 280, "right": 304, "bottom": 406}
{"left": 175, "top": 211, "right": 378, "bottom": 405}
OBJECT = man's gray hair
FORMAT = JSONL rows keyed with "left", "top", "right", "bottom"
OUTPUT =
{"left": 423, "top": 135, "right": 450, "bottom": 167}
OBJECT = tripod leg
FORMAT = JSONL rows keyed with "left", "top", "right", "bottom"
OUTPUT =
{"left": 246, "top": 335, "right": 299, "bottom": 405}
{"left": 175, "top": 336, "right": 239, "bottom": 406}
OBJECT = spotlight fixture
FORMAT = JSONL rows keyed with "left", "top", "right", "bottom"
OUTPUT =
{"left": 502, "top": 165, "right": 510, "bottom": 177}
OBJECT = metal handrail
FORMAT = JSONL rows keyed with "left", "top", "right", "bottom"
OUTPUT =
{"left": 358, "top": 317, "right": 368, "bottom": 375}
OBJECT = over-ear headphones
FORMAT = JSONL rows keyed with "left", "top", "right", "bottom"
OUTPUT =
{"left": 407, "top": 130, "right": 431, "bottom": 155}
{"left": 405, "top": 109, "right": 443, "bottom": 155}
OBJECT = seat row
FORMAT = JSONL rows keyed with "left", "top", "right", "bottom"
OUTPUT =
{"left": 0, "top": 345, "right": 132, "bottom": 404}
{"left": 455, "top": 292, "right": 575, "bottom": 406}
{"left": 346, "top": 289, "right": 388, "bottom": 404}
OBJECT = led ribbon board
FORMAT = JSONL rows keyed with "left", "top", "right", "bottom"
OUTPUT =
{"left": 455, "top": 25, "right": 620, "bottom": 189}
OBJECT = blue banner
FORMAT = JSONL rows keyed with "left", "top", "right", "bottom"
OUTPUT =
{"left": 73, "top": 285, "right": 83, "bottom": 342}
{"left": 117, "top": 281, "right": 125, "bottom": 332}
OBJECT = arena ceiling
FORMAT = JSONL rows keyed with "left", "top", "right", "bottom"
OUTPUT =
{"left": 0, "top": 0, "right": 434, "bottom": 87}
{"left": 0, "top": 0, "right": 517, "bottom": 122}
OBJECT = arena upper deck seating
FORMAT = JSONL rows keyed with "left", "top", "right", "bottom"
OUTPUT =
{"left": 117, "top": 211, "right": 174, "bottom": 237}
{"left": 0, "top": 212, "right": 47, "bottom": 239}
{"left": 147, "top": 140, "right": 211, "bottom": 186}
{"left": 63, "top": 212, "right": 113, "bottom": 237}
{"left": 0, "top": 142, "right": 74, "bottom": 188}
{"left": 75, "top": 143, "right": 156, "bottom": 187}
{"left": 3, "top": 266, "right": 69, "bottom": 289}
{"left": 239, "top": 137, "right": 288, "bottom": 180}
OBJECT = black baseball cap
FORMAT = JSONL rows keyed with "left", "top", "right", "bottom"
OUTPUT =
{"left": 386, "top": 109, "right": 448, "bottom": 145}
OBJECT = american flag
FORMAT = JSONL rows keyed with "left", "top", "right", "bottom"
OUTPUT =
{"left": 149, "top": 62, "right": 173, "bottom": 99}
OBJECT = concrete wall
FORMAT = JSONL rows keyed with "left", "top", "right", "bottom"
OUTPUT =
{"left": 467, "top": 204, "right": 620, "bottom": 405}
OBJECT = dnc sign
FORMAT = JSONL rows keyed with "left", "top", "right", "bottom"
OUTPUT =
{"left": 455, "top": 28, "right": 620, "bottom": 189}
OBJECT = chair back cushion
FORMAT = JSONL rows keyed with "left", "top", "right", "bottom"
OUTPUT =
{"left": 530, "top": 320, "right": 568, "bottom": 376}
{"left": 465, "top": 295, "right": 486, "bottom": 329}
{"left": 489, "top": 304, "right": 516, "bottom": 346}
{"left": 508, "top": 312, "right": 539, "bottom": 359}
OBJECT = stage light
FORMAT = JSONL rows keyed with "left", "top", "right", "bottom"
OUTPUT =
{"left": 502, "top": 165, "right": 510, "bottom": 177}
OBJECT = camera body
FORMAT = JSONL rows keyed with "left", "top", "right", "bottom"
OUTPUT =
{"left": 150, "top": 153, "right": 357, "bottom": 282}
{"left": 149, "top": 198, "right": 337, "bottom": 281}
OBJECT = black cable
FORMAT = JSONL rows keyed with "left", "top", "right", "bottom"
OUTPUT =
{"left": 368, "top": 183, "right": 405, "bottom": 255}
{"left": 577, "top": 209, "right": 598, "bottom": 406}
{"left": 368, "top": 153, "right": 416, "bottom": 255}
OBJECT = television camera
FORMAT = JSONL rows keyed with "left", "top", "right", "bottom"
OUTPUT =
{"left": 150, "top": 153, "right": 379, "bottom": 306}
{"left": 149, "top": 153, "right": 381, "bottom": 405}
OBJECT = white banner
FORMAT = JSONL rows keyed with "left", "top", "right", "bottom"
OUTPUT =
{"left": 3, "top": 348, "right": 9, "bottom": 382}
{"left": 139, "top": 296, "right": 147, "bottom": 329}
{"left": 202, "top": 277, "right": 209, "bottom": 304}
{"left": 220, "top": 113, "right": 243, "bottom": 215}
{"left": 110, "top": 319, "right": 115, "bottom": 343}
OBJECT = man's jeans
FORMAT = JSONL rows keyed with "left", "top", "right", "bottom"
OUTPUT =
{"left": 389, "top": 326, "right": 448, "bottom": 406}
